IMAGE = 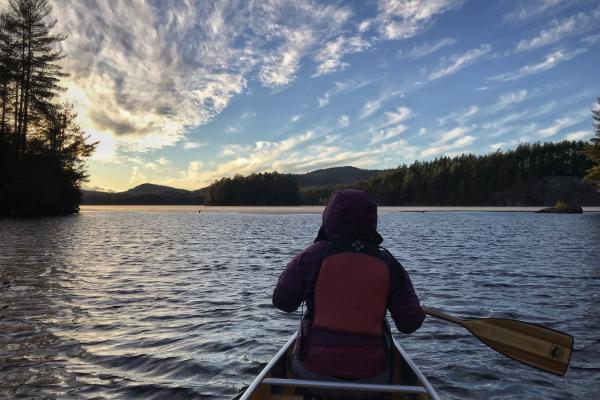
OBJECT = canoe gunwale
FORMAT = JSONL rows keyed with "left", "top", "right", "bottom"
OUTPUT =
{"left": 239, "top": 334, "right": 296, "bottom": 400}
{"left": 239, "top": 332, "right": 441, "bottom": 400}
{"left": 262, "top": 378, "right": 429, "bottom": 394}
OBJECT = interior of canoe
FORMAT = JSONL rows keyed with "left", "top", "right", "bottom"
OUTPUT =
{"left": 247, "top": 343, "right": 432, "bottom": 400}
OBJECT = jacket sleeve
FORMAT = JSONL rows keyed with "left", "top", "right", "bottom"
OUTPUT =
{"left": 272, "top": 251, "right": 306, "bottom": 312}
{"left": 385, "top": 252, "right": 425, "bottom": 334}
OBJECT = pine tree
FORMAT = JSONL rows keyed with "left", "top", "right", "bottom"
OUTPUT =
{"left": 583, "top": 97, "right": 600, "bottom": 190}
{"left": 5, "top": 0, "right": 66, "bottom": 153}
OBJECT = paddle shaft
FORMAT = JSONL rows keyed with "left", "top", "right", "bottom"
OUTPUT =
{"left": 422, "top": 307, "right": 464, "bottom": 326}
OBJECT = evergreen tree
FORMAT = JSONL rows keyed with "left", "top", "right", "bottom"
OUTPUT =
{"left": 0, "top": 0, "right": 96, "bottom": 216}
{"left": 4, "top": 0, "right": 66, "bottom": 153}
{"left": 583, "top": 98, "right": 600, "bottom": 190}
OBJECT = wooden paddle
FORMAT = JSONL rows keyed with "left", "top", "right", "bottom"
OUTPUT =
{"left": 422, "top": 307, "right": 573, "bottom": 376}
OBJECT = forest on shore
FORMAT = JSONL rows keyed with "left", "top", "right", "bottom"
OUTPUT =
{"left": 204, "top": 140, "right": 600, "bottom": 206}
{"left": 0, "top": 0, "right": 95, "bottom": 216}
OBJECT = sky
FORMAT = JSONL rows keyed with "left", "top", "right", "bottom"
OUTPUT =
{"left": 6, "top": 0, "right": 600, "bottom": 191}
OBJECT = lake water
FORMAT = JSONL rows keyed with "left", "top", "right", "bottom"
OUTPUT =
{"left": 1, "top": 207, "right": 599, "bottom": 399}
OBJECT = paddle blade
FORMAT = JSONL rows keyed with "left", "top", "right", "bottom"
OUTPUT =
{"left": 463, "top": 318, "right": 573, "bottom": 376}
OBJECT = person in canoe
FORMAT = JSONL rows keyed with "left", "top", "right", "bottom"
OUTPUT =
{"left": 273, "top": 189, "right": 425, "bottom": 387}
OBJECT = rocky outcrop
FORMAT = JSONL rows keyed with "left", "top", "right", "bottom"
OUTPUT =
{"left": 536, "top": 201, "right": 583, "bottom": 214}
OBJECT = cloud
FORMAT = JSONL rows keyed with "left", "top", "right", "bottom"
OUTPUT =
{"left": 183, "top": 142, "right": 204, "bottom": 150}
{"left": 422, "top": 44, "right": 491, "bottom": 82}
{"left": 259, "top": 28, "right": 316, "bottom": 86}
{"left": 313, "top": 35, "right": 371, "bottom": 77}
{"left": 157, "top": 157, "right": 170, "bottom": 165}
{"left": 291, "top": 114, "right": 304, "bottom": 123}
{"left": 564, "top": 130, "right": 593, "bottom": 141}
{"left": 338, "top": 115, "right": 350, "bottom": 128}
{"left": 370, "top": 124, "right": 408, "bottom": 145}
{"left": 416, "top": 124, "right": 477, "bottom": 158}
{"left": 241, "top": 111, "right": 256, "bottom": 119}
{"left": 489, "top": 48, "right": 586, "bottom": 82}
{"left": 421, "top": 134, "right": 477, "bottom": 157}
{"left": 318, "top": 79, "right": 371, "bottom": 108}
{"left": 50, "top": 1, "right": 356, "bottom": 156}
{"left": 488, "top": 90, "right": 529, "bottom": 113}
{"left": 359, "top": 91, "right": 404, "bottom": 120}
{"left": 582, "top": 33, "right": 600, "bottom": 45}
{"left": 438, "top": 105, "right": 479, "bottom": 126}
{"left": 503, "top": 0, "right": 566, "bottom": 23}
{"left": 375, "top": 0, "right": 464, "bottom": 40}
{"left": 360, "top": 99, "right": 384, "bottom": 120}
{"left": 400, "top": 37, "right": 457, "bottom": 59}
{"left": 539, "top": 109, "right": 589, "bottom": 138}
{"left": 129, "top": 166, "right": 147, "bottom": 185}
{"left": 435, "top": 126, "right": 473, "bottom": 144}
{"left": 226, "top": 125, "right": 242, "bottom": 134}
{"left": 516, "top": 11, "right": 597, "bottom": 52}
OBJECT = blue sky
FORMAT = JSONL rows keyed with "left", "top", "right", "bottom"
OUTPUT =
{"left": 19, "top": 0, "right": 600, "bottom": 190}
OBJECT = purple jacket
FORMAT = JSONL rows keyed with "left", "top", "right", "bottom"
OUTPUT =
{"left": 272, "top": 190, "right": 425, "bottom": 377}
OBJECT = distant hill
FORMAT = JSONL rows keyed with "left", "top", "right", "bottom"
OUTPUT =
{"left": 294, "top": 166, "right": 382, "bottom": 188}
{"left": 124, "top": 183, "right": 189, "bottom": 195}
{"left": 81, "top": 183, "right": 204, "bottom": 205}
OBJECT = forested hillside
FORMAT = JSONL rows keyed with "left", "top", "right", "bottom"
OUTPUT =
{"left": 205, "top": 172, "right": 299, "bottom": 205}
{"left": 360, "top": 141, "right": 594, "bottom": 205}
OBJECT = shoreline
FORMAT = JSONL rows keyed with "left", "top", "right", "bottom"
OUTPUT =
{"left": 79, "top": 205, "right": 600, "bottom": 214}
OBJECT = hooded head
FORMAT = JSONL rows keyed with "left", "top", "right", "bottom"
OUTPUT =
{"left": 314, "top": 189, "right": 383, "bottom": 245}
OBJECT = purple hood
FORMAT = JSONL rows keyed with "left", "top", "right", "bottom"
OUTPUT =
{"left": 314, "top": 190, "right": 383, "bottom": 245}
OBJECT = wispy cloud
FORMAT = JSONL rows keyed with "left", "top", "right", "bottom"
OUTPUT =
{"left": 438, "top": 105, "right": 479, "bottom": 126}
{"left": 156, "top": 157, "right": 170, "bottom": 166}
{"left": 369, "top": 107, "right": 412, "bottom": 144}
{"left": 359, "top": 91, "right": 404, "bottom": 120}
{"left": 421, "top": 125, "right": 477, "bottom": 157}
{"left": 318, "top": 79, "right": 371, "bottom": 108}
{"left": 489, "top": 48, "right": 586, "bottom": 82}
{"left": 313, "top": 35, "right": 371, "bottom": 77}
{"left": 375, "top": 0, "right": 464, "bottom": 40}
{"left": 421, "top": 44, "right": 491, "bottom": 83}
{"left": 400, "top": 37, "right": 457, "bottom": 59}
{"left": 515, "top": 11, "right": 598, "bottom": 52}
{"left": 564, "top": 130, "right": 593, "bottom": 141}
{"left": 183, "top": 142, "right": 205, "bottom": 150}
{"left": 488, "top": 90, "right": 529, "bottom": 113}
{"left": 582, "top": 33, "right": 600, "bottom": 45}
{"left": 539, "top": 109, "right": 589, "bottom": 137}
{"left": 503, "top": 0, "right": 566, "bottom": 23}
{"left": 291, "top": 114, "right": 303, "bottom": 123}
{"left": 338, "top": 115, "right": 350, "bottom": 128}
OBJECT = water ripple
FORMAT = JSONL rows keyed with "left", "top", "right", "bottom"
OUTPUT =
{"left": 1, "top": 210, "right": 599, "bottom": 399}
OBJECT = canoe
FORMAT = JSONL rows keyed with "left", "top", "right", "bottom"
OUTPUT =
{"left": 238, "top": 334, "right": 440, "bottom": 400}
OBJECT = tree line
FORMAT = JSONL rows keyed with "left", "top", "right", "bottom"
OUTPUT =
{"left": 583, "top": 97, "right": 600, "bottom": 190}
{"left": 204, "top": 140, "right": 597, "bottom": 206}
{"left": 205, "top": 172, "right": 299, "bottom": 205}
{"left": 359, "top": 140, "right": 593, "bottom": 206}
{"left": 0, "top": 0, "right": 95, "bottom": 216}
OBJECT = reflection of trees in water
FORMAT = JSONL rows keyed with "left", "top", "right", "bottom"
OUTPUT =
{"left": 0, "top": 216, "right": 82, "bottom": 398}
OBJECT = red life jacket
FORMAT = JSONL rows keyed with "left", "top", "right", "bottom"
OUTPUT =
{"left": 312, "top": 240, "right": 391, "bottom": 337}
